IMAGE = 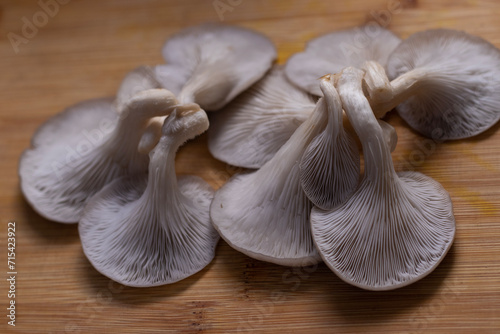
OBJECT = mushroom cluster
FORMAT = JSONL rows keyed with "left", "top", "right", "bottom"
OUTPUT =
{"left": 20, "top": 24, "right": 500, "bottom": 290}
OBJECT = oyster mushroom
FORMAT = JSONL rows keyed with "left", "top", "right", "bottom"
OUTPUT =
{"left": 299, "top": 75, "right": 360, "bottom": 210}
{"left": 142, "top": 23, "right": 277, "bottom": 153}
{"left": 208, "top": 83, "right": 345, "bottom": 266}
{"left": 376, "top": 29, "right": 500, "bottom": 139}
{"left": 208, "top": 65, "right": 316, "bottom": 169}
{"left": 285, "top": 26, "right": 401, "bottom": 96}
{"left": 79, "top": 106, "right": 218, "bottom": 287}
{"left": 19, "top": 89, "right": 179, "bottom": 223}
{"left": 156, "top": 22, "right": 276, "bottom": 110}
{"left": 311, "top": 67, "right": 455, "bottom": 291}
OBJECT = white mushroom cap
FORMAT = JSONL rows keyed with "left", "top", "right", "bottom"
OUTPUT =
{"left": 140, "top": 23, "right": 277, "bottom": 154}
{"left": 156, "top": 23, "right": 277, "bottom": 111}
{"left": 386, "top": 29, "right": 500, "bottom": 139}
{"left": 79, "top": 107, "right": 219, "bottom": 287}
{"left": 210, "top": 91, "right": 334, "bottom": 266}
{"left": 19, "top": 89, "right": 179, "bottom": 223}
{"left": 208, "top": 65, "right": 315, "bottom": 169}
{"left": 285, "top": 26, "right": 401, "bottom": 96}
{"left": 311, "top": 67, "right": 455, "bottom": 290}
{"left": 299, "top": 75, "right": 360, "bottom": 210}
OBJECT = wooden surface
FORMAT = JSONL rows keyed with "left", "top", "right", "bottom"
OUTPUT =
{"left": 1, "top": 0, "right": 500, "bottom": 332}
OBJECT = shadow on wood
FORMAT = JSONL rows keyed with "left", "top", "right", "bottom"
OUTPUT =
{"left": 20, "top": 191, "right": 80, "bottom": 245}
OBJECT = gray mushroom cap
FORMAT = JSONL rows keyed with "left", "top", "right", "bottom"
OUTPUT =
{"left": 19, "top": 89, "right": 179, "bottom": 223}
{"left": 299, "top": 75, "right": 360, "bottom": 210}
{"left": 79, "top": 107, "right": 219, "bottom": 287}
{"left": 311, "top": 67, "right": 455, "bottom": 291}
{"left": 208, "top": 65, "right": 315, "bottom": 169}
{"left": 386, "top": 29, "right": 500, "bottom": 139}
{"left": 156, "top": 23, "right": 277, "bottom": 111}
{"left": 140, "top": 23, "right": 277, "bottom": 154}
{"left": 285, "top": 26, "right": 401, "bottom": 96}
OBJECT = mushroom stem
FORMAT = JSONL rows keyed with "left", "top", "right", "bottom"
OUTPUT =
{"left": 362, "top": 61, "right": 428, "bottom": 118}
{"left": 139, "top": 107, "right": 205, "bottom": 230}
{"left": 105, "top": 89, "right": 179, "bottom": 170}
{"left": 298, "top": 75, "right": 360, "bottom": 210}
{"left": 141, "top": 136, "right": 179, "bottom": 220}
{"left": 321, "top": 75, "right": 342, "bottom": 138}
{"left": 258, "top": 95, "right": 328, "bottom": 179}
{"left": 338, "top": 67, "right": 394, "bottom": 181}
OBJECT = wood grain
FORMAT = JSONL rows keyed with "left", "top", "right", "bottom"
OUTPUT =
{"left": 1, "top": 0, "right": 499, "bottom": 333}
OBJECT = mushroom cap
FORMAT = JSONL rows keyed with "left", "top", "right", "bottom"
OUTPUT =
{"left": 79, "top": 174, "right": 218, "bottom": 287}
{"left": 210, "top": 170, "right": 320, "bottom": 267}
{"left": 19, "top": 89, "right": 178, "bottom": 223}
{"left": 159, "top": 23, "right": 277, "bottom": 111}
{"left": 208, "top": 65, "right": 315, "bottom": 169}
{"left": 19, "top": 98, "right": 118, "bottom": 223}
{"left": 386, "top": 29, "right": 500, "bottom": 139}
{"left": 285, "top": 26, "right": 401, "bottom": 96}
{"left": 155, "top": 64, "right": 191, "bottom": 97}
{"left": 311, "top": 171, "right": 455, "bottom": 290}
{"left": 299, "top": 76, "right": 360, "bottom": 210}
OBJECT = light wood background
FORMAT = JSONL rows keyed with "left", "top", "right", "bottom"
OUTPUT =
{"left": 1, "top": 0, "right": 499, "bottom": 333}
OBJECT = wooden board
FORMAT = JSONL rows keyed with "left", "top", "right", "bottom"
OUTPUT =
{"left": 1, "top": 0, "right": 499, "bottom": 332}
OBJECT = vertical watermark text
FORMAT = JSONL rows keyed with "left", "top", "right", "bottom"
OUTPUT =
{"left": 6, "top": 221, "right": 16, "bottom": 327}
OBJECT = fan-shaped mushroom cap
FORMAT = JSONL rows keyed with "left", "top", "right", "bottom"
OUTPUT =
{"left": 157, "top": 23, "right": 277, "bottom": 111}
{"left": 299, "top": 75, "right": 360, "bottom": 210}
{"left": 209, "top": 90, "right": 335, "bottom": 266}
{"left": 20, "top": 89, "right": 179, "bottom": 223}
{"left": 311, "top": 67, "right": 455, "bottom": 290}
{"left": 208, "top": 66, "right": 315, "bottom": 169}
{"left": 386, "top": 29, "right": 500, "bottom": 139}
{"left": 140, "top": 23, "right": 277, "bottom": 154}
{"left": 79, "top": 107, "right": 219, "bottom": 287}
{"left": 285, "top": 26, "right": 401, "bottom": 96}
